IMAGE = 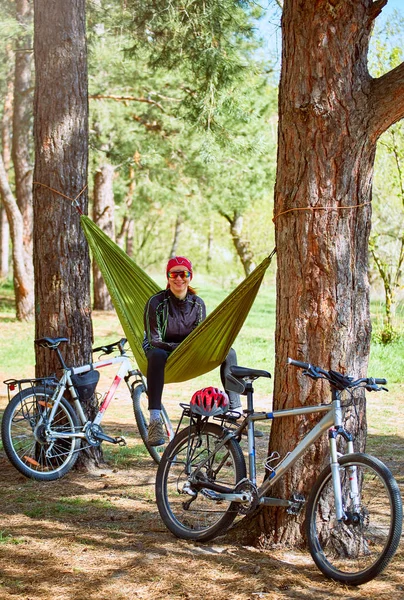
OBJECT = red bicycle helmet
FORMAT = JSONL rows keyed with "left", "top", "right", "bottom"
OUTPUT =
{"left": 190, "top": 387, "right": 229, "bottom": 416}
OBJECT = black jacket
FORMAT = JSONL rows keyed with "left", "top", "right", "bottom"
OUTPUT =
{"left": 142, "top": 289, "right": 206, "bottom": 354}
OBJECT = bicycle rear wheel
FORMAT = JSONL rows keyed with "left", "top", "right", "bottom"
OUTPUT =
{"left": 306, "top": 452, "right": 403, "bottom": 585}
{"left": 156, "top": 422, "right": 246, "bottom": 541}
{"left": 132, "top": 383, "right": 174, "bottom": 464}
{"left": 1, "top": 387, "right": 81, "bottom": 481}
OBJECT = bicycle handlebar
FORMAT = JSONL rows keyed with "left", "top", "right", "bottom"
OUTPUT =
{"left": 287, "top": 358, "right": 310, "bottom": 370}
{"left": 93, "top": 338, "right": 128, "bottom": 355}
{"left": 287, "top": 357, "right": 387, "bottom": 391}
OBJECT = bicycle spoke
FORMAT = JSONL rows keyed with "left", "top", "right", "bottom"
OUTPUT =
{"left": 307, "top": 454, "right": 402, "bottom": 585}
{"left": 156, "top": 423, "right": 246, "bottom": 541}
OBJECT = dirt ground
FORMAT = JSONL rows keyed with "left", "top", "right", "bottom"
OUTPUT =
{"left": 0, "top": 386, "right": 403, "bottom": 600}
{"left": 0, "top": 310, "right": 403, "bottom": 600}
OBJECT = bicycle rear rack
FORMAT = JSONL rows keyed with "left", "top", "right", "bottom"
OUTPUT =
{"left": 3, "top": 377, "right": 58, "bottom": 403}
{"left": 177, "top": 403, "right": 243, "bottom": 436}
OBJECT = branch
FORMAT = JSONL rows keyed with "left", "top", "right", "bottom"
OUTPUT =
{"left": 89, "top": 94, "right": 165, "bottom": 112}
{"left": 218, "top": 208, "right": 232, "bottom": 224}
{"left": 368, "top": 0, "right": 388, "bottom": 22}
{"left": 369, "top": 62, "right": 404, "bottom": 142}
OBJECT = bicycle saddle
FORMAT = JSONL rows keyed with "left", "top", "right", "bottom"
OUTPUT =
{"left": 34, "top": 337, "right": 70, "bottom": 349}
{"left": 226, "top": 366, "right": 271, "bottom": 395}
{"left": 230, "top": 366, "right": 271, "bottom": 380}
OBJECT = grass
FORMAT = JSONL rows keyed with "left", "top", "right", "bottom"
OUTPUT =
{"left": 0, "top": 531, "right": 25, "bottom": 545}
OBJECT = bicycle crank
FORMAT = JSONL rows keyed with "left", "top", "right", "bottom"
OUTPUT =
{"left": 84, "top": 423, "right": 127, "bottom": 446}
{"left": 234, "top": 479, "right": 260, "bottom": 514}
{"left": 200, "top": 488, "right": 253, "bottom": 505}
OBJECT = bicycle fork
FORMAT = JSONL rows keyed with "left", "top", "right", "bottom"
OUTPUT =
{"left": 329, "top": 426, "right": 356, "bottom": 522}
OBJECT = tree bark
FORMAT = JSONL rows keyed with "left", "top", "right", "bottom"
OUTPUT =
{"left": 255, "top": 0, "right": 404, "bottom": 546}
{"left": 33, "top": 0, "right": 101, "bottom": 469}
{"left": 12, "top": 0, "right": 34, "bottom": 319}
{"left": 33, "top": 0, "right": 92, "bottom": 377}
{"left": 93, "top": 164, "right": 115, "bottom": 311}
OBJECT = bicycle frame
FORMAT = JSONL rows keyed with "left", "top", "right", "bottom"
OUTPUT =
{"left": 46, "top": 354, "right": 137, "bottom": 439}
{"left": 193, "top": 385, "right": 354, "bottom": 521}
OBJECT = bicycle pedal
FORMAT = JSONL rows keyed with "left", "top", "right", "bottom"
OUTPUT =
{"left": 115, "top": 436, "right": 127, "bottom": 446}
{"left": 201, "top": 489, "right": 223, "bottom": 502}
{"left": 286, "top": 492, "right": 305, "bottom": 515}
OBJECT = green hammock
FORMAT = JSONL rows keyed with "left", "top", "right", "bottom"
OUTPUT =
{"left": 81, "top": 215, "right": 274, "bottom": 383}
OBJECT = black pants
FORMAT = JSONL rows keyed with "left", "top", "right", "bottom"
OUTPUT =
{"left": 146, "top": 347, "right": 240, "bottom": 410}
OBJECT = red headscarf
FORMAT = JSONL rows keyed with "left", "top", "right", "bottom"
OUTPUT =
{"left": 166, "top": 256, "right": 193, "bottom": 280}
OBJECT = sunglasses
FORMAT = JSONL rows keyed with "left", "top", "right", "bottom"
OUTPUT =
{"left": 167, "top": 270, "right": 192, "bottom": 280}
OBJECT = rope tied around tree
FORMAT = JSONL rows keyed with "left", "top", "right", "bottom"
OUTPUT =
{"left": 272, "top": 200, "right": 372, "bottom": 222}
{"left": 33, "top": 181, "right": 88, "bottom": 214}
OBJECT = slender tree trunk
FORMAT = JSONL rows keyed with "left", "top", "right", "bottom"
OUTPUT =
{"left": 0, "top": 153, "right": 31, "bottom": 311}
{"left": 125, "top": 217, "right": 135, "bottom": 257}
{"left": 12, "top": 0, "right": 34, "bottom": 318}
{"left": 116, "top": 168, "right": 135, "bottom": 250}
{"left": 221, "top": 210, "right": 255, "bottom": 276}
{"left": 250, "top": 0, "right": 404, "bottom": 547}
{"left": 169, "top": 214, "right": 183, "bottom": 258}
{"left": 206, "top": 220, "right": 213, "bottom": 273}
{"left": 0, "top": 48, "right": 32, "bottom": 321}
{"left": 93, "top": 164, "right": 115, "bottom": 310}
{"left": 0, "top": 208, "right": 9, "bottom": 278}
{"left": 0, "top": 72, "right": 13, "bottom": 279}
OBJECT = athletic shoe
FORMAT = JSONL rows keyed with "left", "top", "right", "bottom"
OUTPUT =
{"left": 148, "top": 419, "right": 165, "bottom": 446}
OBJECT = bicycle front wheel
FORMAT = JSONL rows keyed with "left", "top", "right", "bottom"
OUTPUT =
{"left": 306, "top": 452, "right": 403, "bottom": 585}
{"left": 156, "top": 422, "right": 246, "bottom": 542}
{"left": 1, "top": 387, "right": 81, "bottom": 481}
{"left": 132, "top": 383, "right": 174, "bottom": 464}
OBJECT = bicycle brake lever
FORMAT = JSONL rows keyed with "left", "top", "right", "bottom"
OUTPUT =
{"left": 365, "top": 384, "right": 389, "bottom": 392}
{"left": 302, "top": 368, "right": 320, "bottom": 381}
{"left": 92, "top": 345, "right": 112, "bottom": 354}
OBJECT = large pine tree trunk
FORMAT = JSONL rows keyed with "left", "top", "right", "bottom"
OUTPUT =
{"left": 93, "top": 164, "right": 115, "bottom": 311}
{"left": 33, "top": 0, "right": 92, "bottom": 378}
{"left": 254, "top": 0, "right": 404, "bottom": 546}
{"left": 33, "top": 0, "right": 102, "bottom": 469}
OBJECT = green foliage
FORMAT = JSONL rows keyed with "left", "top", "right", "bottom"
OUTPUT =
{"left": 85, "top": 0, "right": 277, "bottom": 273}
{"left": 369, "top": 12, "right": 404, "bottom": 340}
{"left": 120, "top": 0, "right": 266, "bottom": 132}
{"left": 369, "top": 9, "right": 404, "bottom": 77}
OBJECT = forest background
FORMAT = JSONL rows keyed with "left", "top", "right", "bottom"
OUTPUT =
{"left": 0, "top": 2, "right": 403, "bottom": 598}
{"left": 0, "top": 0, "right": 403, "bottom": 346}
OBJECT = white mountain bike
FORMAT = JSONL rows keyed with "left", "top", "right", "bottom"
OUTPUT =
{"left": 1, "top": 336, "right": 174, "bottom": 481}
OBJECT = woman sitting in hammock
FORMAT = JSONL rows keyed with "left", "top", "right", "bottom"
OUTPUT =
{"left": 142, "top": 256, "right": 240, "bottom": 446}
